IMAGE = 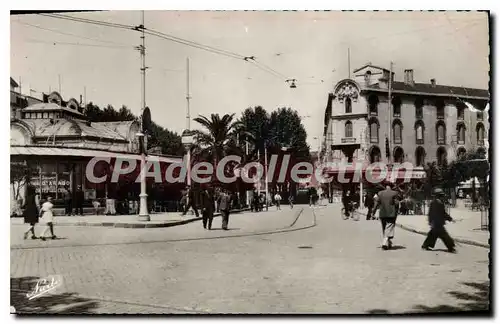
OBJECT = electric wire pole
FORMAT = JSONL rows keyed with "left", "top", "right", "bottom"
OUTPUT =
{"left": 138, "top": 10, "right": 150, "bottom": 221}
{"left": 388, "top": 61, "right": 393, "bottom": 165}
{"left": 186, "top": 58, "right": 191, "bottom": 130}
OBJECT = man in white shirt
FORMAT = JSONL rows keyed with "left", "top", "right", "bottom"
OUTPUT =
{"left": 274, "top": 193, "right": 282, "bottom": 210}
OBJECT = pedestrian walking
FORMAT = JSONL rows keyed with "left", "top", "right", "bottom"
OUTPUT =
{"left": 377, "top": 183, "right": 400, "bottom": 250}
{"left": 39, "top": 196, "right": 57, "bottom": 241}
{"left": 421, "top": 188, "right": 456, "bottom": 253}
{"left": 201, "top": 187, "right": 215, "bottom": 230}
{"left": 274, "top": 192, "right": 282, "bottom": 210}
{"left": 288, "top": 195, "right": 294, "bottom": 209}
{"left": 62, "top": 185, "right": 72, "bottom": 216}
{"left": 365, "top": 191, "right": 375, "bottom": 220}
{"left": 182, "top": 187, "right": 200, "bottom": 217}
{"left": 74, "top": 185, "right": 84, "bottom": 216}
{"left": 341, "top": 188, "right": 350, "bottom": 220}
{"left": 22, "top": 185, "right": 39, "bottom": 240}
{"left": 218, "top": 189, "right": 232, "bottom": 230}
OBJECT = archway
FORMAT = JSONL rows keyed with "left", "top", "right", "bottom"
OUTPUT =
{"left": 393, "top": 146, "right": 404, "bottom": 163}
{"left": 437, "top": 147, "right": 447, "bottom": 166}
{"left": 415, "top": 146, "right": 426, "bottom": 167}
{"left": 369, "top": 146, "right": 381, "bottom": 164}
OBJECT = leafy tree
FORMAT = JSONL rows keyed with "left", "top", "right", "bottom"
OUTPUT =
{"left": 268, "top": 107, "right": 310, "bottom": 160}
{"left": 83, "top": 102, "right": 182, "bottom": 156}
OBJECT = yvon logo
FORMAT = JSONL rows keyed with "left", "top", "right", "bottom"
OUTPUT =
{"left": 26, "top": 275, "right": 63, "bottom": 300}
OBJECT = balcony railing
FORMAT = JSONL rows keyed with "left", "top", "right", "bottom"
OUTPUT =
{"left": 341, "top": 137, "right": 356, "bottom": 144}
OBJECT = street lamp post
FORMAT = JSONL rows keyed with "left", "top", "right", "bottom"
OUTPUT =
{"left": 137, "top": 131, "right": 150, "bottom": 221}
{"left": 182, "top": 130, "right": 195, "bottom": 205}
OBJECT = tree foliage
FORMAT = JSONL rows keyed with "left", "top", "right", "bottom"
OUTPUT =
{"left": 83, "top": 102, "right": 182, "bottom": 156}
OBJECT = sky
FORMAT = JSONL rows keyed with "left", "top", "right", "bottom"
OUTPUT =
{"left": 10, "top": 11, "right": 490, "bottom": 150}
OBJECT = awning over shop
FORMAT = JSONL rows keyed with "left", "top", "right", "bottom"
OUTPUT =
{"left": 10, "top": 145, "right": 182, "bottom": 164}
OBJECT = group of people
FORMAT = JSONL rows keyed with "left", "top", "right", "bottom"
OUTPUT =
{"left": 22, "top": 185, "right": 57, "bottom": 241}
{"left": 361, "top": 183, "right": 456, "bottom": 252}
{"left": 61, "top": 185, "right": 85, "bottom": 216}
{"left": 180, "top": 187, "right": 233, "bottom": 231}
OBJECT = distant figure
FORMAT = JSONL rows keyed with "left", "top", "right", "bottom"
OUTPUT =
{"left": 364, "top": 191, "right": 375, "bottom": 220}
{"left": 288, "top": 195, "right": 294, "bottom": 209}
{"left": 74, "top": 185, "right": 84, "bottom": 216}
{"left": 182, "top": 187, "right": 199, "bottom": 217}
{"left": 201, "top": 187, "right": 215, "bottom": 230}
{"left": 218, "top": 189, "right": 232, "bottom": 230}
{"left": 22, "top": 185, "right": 39, "bottom": 240}
{"left": 422, "top": 188, "right": 456, "bottom": 253}
{"left": 39, "top": 196, "right": 56, "bottom": 240}
{"left": 341, "top": 188, "right": 350, "bottom": 220}
{"left": 62, "top": 185, "right": 72, "bottom": 216}
{"left": 274, "top": 193, "right": 282, "bottom": 210}
{"left": 377, "top": 184, "right": 400, "bottom": 250}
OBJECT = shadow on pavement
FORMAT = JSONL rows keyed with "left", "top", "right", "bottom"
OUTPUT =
{"left": 11, "top": 276, "right": 100, "bottom": 314}
{"left": 366, "top": 281, "right": 491, "bottom": 315}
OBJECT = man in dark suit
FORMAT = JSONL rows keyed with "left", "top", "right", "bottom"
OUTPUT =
{"left": 200, "top": 187, "right": 215, "bottom": 230}
{"left": 218, "top": 189, "right": 232, "bottom": 230}
{"left": 377, "top": 183, "right": 400, "bottom": 250}
{"left": 422, "top": 188, "right": 456, "bottom": 253}
{"left": 74, "top": 185, "right": 84, "bottom": 216}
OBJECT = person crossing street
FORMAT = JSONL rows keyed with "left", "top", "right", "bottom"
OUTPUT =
{"left": 421, "top": 188, "right": 456, "bottom": 253}
{"left": 377, "top": 183, "right": 400, "bottom": 250}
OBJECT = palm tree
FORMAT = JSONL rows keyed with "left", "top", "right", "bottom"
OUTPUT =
{"left": 192, "top": 113, "right": 242, "bottom": 169}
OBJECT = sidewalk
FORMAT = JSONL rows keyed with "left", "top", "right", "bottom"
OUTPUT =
{"left": 10, "top": 208, "right": 250, "bottom": 229}
{"left": 356, "top": 206, "right": 490, "bottom": 248}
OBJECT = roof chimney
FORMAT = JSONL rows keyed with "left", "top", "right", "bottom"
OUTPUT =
{"left": 404, "top": 69, "right": 414, "bottom": 86}
{"left": 430, "top": 78, "right": 436, "bottom": 87}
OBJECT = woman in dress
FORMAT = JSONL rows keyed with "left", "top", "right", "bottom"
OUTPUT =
{"left": 22, "top": 185, "right": 39, "bottom": 240}
{"left": 39, "top": 196, "right": 57, "bottom": 241}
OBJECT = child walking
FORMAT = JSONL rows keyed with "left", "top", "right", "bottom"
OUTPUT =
{"left": 39, "top": 196, "right": 57, "bottom": 241}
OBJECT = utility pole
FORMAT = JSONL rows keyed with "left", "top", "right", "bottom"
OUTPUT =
{"left": 84, "top": 86, "right": 87, "bottom": 108}
{"left": 137, "top": 10, "right": 150, "bottom": 221}
{"left": 387, "top": 61, "right": 393, "bottom": 165}
{"left": 58, "top": 74, "right": 61, "bottom": 93}
{"left": 186, "top": 57, "right": 191, "bottom": 130}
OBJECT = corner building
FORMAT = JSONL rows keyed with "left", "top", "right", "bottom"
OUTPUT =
{"left": 323, "top": 64, "right": 489, "bottom": 169}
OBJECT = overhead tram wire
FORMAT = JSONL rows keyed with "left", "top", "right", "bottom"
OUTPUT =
{"left": 13, "top": 20, "right": 131, "bottom": 46}
{"left": 37, "top": 13, "right": 292, "bottom": 82}
{"left": 23, "top": 39, "right": 133, "bottom": 49}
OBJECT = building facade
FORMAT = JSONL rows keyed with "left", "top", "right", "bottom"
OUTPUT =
{"left": 10, "top": 80, "right": 183, "bottom": 213}
{"left": 323, "top": 64, "right": 489, "bottom": 169}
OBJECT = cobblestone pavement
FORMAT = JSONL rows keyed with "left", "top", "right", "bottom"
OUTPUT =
{"left": 11, "top": 205, "right": 490, "bottom": 314}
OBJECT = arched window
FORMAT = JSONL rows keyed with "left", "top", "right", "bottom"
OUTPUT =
{"left": 393, "top": 146, "right": 404, "bottom": 163}
{"left": 415, "top": 146, "right": 426, "bottom": 167}
{"left": 476, "top": 122, "right": 485, "bottom": 145}
{"left": 392, "top": 96, "right": 402, "bottom": 118}
{"left": 415, "top": 98, "right": 424, "bottom": 119}
{"left": 368, "top": 94, "right": 379, "bottom": 116}
{"left": 415, "top": 120, "right": 425, "bottom": 145}
{"left": 345, "top": 97, "right": 352, "bottom": 114}
{"left": 456, "top": 122, "right": 466, "bottom": 144}
{"left": 437, "top": 147, "right": 447, "bottom": 166}
{"left": 345, "top": 120, "right": 353, "bottom": 138}
{"left": 393, "top": 119, "right": 403, "bottom": 144}
{"left": 457, "top": 147, "right": 466, "bottom": 160}
{"left": 456, "top": 102, "right": 465, "bottom": 120}
{"left": 369, "top": 146, "right": 381, "bottom": 163}
{"left": 369, "top": 117, "right": 379, "bottom": 143}
{"left": 436, "top": 121, "right": 446, "bottom": 145}
{"left": 477, "top": 147, "right": 486, "bottom": 159}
